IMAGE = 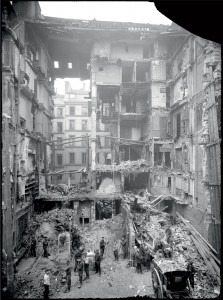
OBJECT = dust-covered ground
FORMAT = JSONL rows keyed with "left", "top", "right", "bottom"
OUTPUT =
{"left": 14, "top": 210, "right": 154, "bottom": 298}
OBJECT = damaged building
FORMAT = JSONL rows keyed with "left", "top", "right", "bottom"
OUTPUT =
{"left": 1, "top": 1, "right": 221, "bottom": 298}
{"left": 2, "top": 1, "right": 55, "bottom": 269}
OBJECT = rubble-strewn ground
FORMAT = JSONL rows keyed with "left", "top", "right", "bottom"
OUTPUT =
{"left": 14, "top": 210, "right": 154, "bottom": 298}
{"left": 14, "top": 200, "right": 220, "bottom": 299}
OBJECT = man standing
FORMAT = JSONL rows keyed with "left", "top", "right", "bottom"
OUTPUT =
{"left": 30, "top": 236, "right": 36, "bottom": 257}
{"left": 99, "top": 237, "right": 106, "bottom": 259}
{"left": 84, "top": 252, "right": 90, "bottom": 281}
{"left": 65, "top": 260, "right": 71, "bottom": 292}
{"left": 95, "top": 249, "right": 101, "bottom": 276}
{"left": 43, "top": 269, "right": 50, "bottom": 299}
{"left": 113, "top": 242, "right": 119, "bottom": 262}
{"left": 187, "top": 261, "right": 196, "bottom": 289}
{"left": 77, "top": 258, "right": 84, "bottom": 288}
{"left": 121, "top": 237, "right": 127, "bottom": 259}
{"left": 135, "top": 249, "right": 142, "bottom": 274}
{"left": 43, "top": 238, "right": 48, "bottom": 258}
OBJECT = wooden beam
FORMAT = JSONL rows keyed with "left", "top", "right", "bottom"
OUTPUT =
{"left": 2, "top": 117, "right": 15, "bottom": 296}
{"left": 176, "top": 212, "right": 218, "bottom": 255}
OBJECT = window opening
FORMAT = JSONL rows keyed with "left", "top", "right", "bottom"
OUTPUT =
{"left": 82, "top": 153, "right": 86, "bottom": 164}
{"left": 69, "top": 153, "right": 75, "bottom": 164}
{"left": 54, "top": 61, "right": 59, "bottom": 68}
{"left": 57, "top": 154, "right": 63, "bottom": 166}
{"left": 70, "top": 106, "right": 75, "bottom": 115}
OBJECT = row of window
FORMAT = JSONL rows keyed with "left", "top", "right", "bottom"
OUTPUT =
{"left": 57, "top": 120, "right": 88, "bottom": 132}
{"left": 57, "top": 106, "right": 88, "bottom": 117}
{"left": 57, "top": 153, "right": 86, "bottom": 165}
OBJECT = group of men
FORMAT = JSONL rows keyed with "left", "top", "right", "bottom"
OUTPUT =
{"left": 133, "top": 242, "right": 154, "bottom": 274}
{"left": 113, "top": 237, "right": 127, "bottom": 261}
{"left": 43, "top": 236, "right": 108, "bottom": 298}
{"left": 66, "top": 237, "right": 109, "bottom": 291}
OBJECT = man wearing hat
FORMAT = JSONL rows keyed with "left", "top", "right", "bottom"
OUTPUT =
{"left": 121, "top": 237, "right": 127, "bottom": 259}
{"left": 95, "top": 249, "right": 101, "bottom": 276}
{"left": 77, "top": 257, "right": 84, "bottom": 288}
{"left": 187, "top": 260, "right": 196, "bottom": 289}
{"left": 99, "top": 237, "right": 106, "bottom": 259}
{"left": 65, "top": 260, "right": 71, "bottom": 292}
{"left": 135, "top": 248, "right": 143, "bottom": 274}
{"left": 84, "top": 252, "right": 90, "bottom": 281}
{"left": 43, "top": 269, "right": 50, "bottom": 299}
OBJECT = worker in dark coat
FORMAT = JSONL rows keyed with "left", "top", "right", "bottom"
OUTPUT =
{"left": 99, "top": 237, "right": 106, "bottom": 259}
{"left": 135, "top": 249, "right": 142, "bottom": 274}
{"left": 65, "top": 260, "right": 71, "bottom": 292}
{"left": 132, "top": 246, "right": 138, "bottom": 267}
{"left": 121, "top": 237, "right": 127, "bottom": 259}
{"left": 187, "top": 261, "right": 196, "bottom": 289}
{"left": 77, "top": 258, "right": 84, "bottom": 288}
{"left": 43, "top": 238, "right": 48, "bottom": 258}
{"left": 84, "top": 252, "right": 90, "bottom": 281}
{"left": 95, "top": 249, "right": 101, "bottom": 276}
{"left": 74, "top": 246, "right": 83, "bottom": 272}
{"left": 113, "top": 242, "right": 119, "bottom": 261}
{"left": 30, "top": 237, "right": 36, "bottom": 257}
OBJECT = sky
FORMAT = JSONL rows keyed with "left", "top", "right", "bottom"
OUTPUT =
{"left": 39, "top": 2, "right": 172, "bottom": 94}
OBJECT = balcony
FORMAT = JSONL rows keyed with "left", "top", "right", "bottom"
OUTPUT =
{"left": 33, "top": 60, "right": 45, "bottom": 77}
{"left": 120, "top": 112, "right": 145, "bottom": 121}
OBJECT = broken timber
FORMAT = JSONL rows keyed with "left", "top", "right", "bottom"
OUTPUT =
{"left": 176, "top": 212, "right": 220, "bottom": 282}
{"left": 176, "top": 212, "right": 218, "bottom": 255}
{"left": 150, "top": 195, "right": 162, "bottom": 205}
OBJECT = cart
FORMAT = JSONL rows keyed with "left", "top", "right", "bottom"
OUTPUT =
{"left": 151, "top": 260, "right": 192, "bottom": 299}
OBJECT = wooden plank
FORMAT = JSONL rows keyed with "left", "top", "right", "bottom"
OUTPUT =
{"left": 151, "top": 197, "right": 165, "bottom": 208}
{"left": 208, "top": 107, "right": 214, "bottom": 142}
{"left": 176, "top": 212, "right": 218, "bottom": 255}
{"left": 195, "top": 233, "right": 221, "bottom": 265}
{"left": 150, "top": 195, "right": 162, "bottom": 205}
{"left": 210, "top": 83, "right": 215, "bottom": 105}
{"left": 214, "top": 144, "right": 221, "bottom": 184}
{"left": 212, "top": 107, "right": 219, "bottom": 141}
{"left": 159, "top": 206, "right": 168, "bottom": 212}
{"left": 190, "top": 235, "right": 219, "bottom": 281}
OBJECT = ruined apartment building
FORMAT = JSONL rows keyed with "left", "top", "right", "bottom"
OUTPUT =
{"left": 89, "top": 25, "right": 221, "bottom": 253}
{"left": 2, "top": 2, "right": 55, "bottom": 260}
{"left": 2, "top": 0, "right": 221, "bottom": 263}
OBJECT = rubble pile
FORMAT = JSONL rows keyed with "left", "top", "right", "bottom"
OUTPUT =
{"left": 132, "top": 208, "right": 220, "bottom": 298}
{"left": 69, "top": 179, "right": 93, "bottom": 195}
{"left": 96, "top": 159, "right": 151, "bottom": 175}
{"left": 38, "top": 179, "right": 93, "bottom": 199}
{"left": 118, "top": 159, "right": 151, "bottom": 175}
{"left": 26, "top": 208, "right": 80, "bottom": 257}
{"left": 80, "top": 214, "right": 124, "bottom": 258}
{"left": 14, "top": 254, "right": 72, "bottom": 298}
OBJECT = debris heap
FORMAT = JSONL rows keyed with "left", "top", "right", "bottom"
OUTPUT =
{"left": 131, "top": 205, "right": 220, "bottom": 298}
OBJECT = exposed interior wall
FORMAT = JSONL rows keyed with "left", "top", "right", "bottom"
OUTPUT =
{"left": 19, "top": 94, "right": 33, "bottom": 131}
{"left": 150, "top": 59, "right": 166, "bottom": 81}
{"left": 94, "top": 64, "right": 122, "bottom": 85}
{"left": 172, "top": 202, "right": 209, "bottom": 241}
{"left": 151, "top": 83, "right": 166, "bottom": 107}
{"left": 110, "top": 42, "right": 143, "bottom": 60}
